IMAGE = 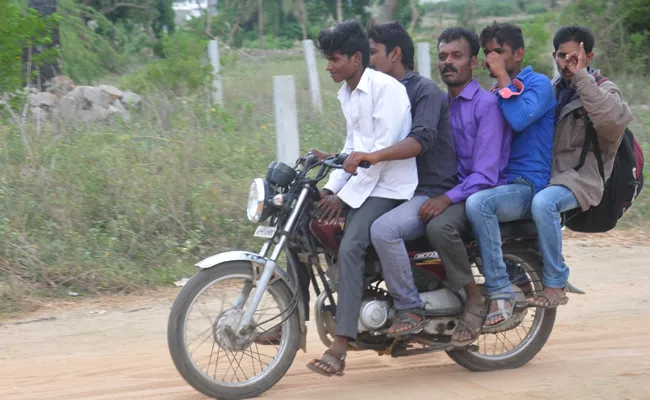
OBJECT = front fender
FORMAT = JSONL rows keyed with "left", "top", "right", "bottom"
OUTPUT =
{"left": 195, "top": 250, "right": 308, "bottom": 350}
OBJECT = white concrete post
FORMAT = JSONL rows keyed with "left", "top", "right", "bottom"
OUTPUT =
{"left": 208, "top": 39, "right": 223, "bottom": 105}
{"left": 302, "top": 39, "right": 322, "bottom": 113}
{"left": 273, "top": 76, "right": 300, "bottom": 165}
{"left": 417, "top": 42, "right": 431, "bottom": 80}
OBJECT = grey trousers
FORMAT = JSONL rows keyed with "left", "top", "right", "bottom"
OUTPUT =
{"left": 372, "top": 197, "right": 474, "bottom": 311}
{"left": 335, "top": 196, "right": 401, "bottom": 340}
{"left": 426, "top": 201, "right": 473, "bottom": 292}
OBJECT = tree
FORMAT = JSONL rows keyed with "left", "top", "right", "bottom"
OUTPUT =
{"left": 336, "top": 0, "right": 342, "bottom": 22}
{"left": 25, "top": 0, "right": 60, "bottom": 89}
{"left": 408, "top": 0, "right": 419, "bottom": 31}
{"left": 258, "top": 0, "right": 264, "bottom": 49}
{"left": 376, "top": 0, "right": 398, "bottom": 23}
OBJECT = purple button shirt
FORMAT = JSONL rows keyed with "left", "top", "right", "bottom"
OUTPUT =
{"left": 445, "top": 79, "right": 513, "bottom": 203}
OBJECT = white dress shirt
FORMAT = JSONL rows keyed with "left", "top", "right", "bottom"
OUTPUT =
{"left": 324, "top": 68, "right": 418, "bottom": 209}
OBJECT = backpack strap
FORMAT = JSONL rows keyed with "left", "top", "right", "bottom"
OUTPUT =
{"left": 586, "top": 116, "right": 606, "bottom": 183}
{"left": 573, "top": 72, "right": 607, "bottom": 181}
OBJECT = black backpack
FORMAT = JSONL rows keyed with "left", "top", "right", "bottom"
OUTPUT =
{"left": 563, "top": 76, "right": 644, "bottom": 233}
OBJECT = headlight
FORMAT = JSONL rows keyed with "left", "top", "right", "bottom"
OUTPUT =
{"left": 247, "top": 178, "right": 267, "bottom": 223}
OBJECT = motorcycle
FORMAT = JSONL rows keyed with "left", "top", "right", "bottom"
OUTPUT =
{"left": 167, "top": 152, "right": 585, "bottom": 399}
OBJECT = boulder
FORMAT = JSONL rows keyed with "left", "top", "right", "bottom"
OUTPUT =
{"left": 29, "top": 92, "right": 58, "bottom": 108}
{"left": 47, "top": 75, "right": 76, "bottom": 97}
{"left": 99, "top": 85, "right": 123, "bottom": 102}
{"left": 82, "top": 86, "right": 111, "bottom": 109}
{"left": 121, "top": 92, "right": 143, "bottom": 109}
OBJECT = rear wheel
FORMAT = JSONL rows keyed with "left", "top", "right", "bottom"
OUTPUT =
{"left": 446, "top": 249, "right": 556, "bottom": 371}
{"left": 167, "top": 261, "right": 301, "bottom": 399}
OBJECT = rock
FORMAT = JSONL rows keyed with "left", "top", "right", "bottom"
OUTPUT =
{"left": 47, "top": 75, "right": 75, "bottom": 97}
{"left": 58, "top": 94, "right": 78, "bottom": 119}
{"left": 67, "top": 87, "right": 89, "bottom": 109}
{"left": 82, "top": 86, "right": 111, "bottom": 109}
{"left": 108, "top": 104, "right": 131, "bottom": 122}
{"left": 30, "top": 107, "right": 49, "bottom": 121}
{"left": 29, "top": 92, "right": 58, "bottom": 108}
{"left": 23, "top": 84, "right": 141, "bottom": 124}
{"left": 99, "top": 85, "right": 123, "bottom": 102}
{"left": 111, "top": 99, "right": 128, "bottom": 113}
{"left": 121, "top": 92, "right": 142, "bottom": 109}
{"left": 79, "top": 106, "right": 112, "bottom": 123}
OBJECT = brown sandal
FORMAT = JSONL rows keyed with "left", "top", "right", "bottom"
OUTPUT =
{"left": 450, "top": 301, "right": 487, "bottom": 347}
{"left": 527, "top": 287, "right": 569, "bottom": 309}
{"left": 306, "top": 350, "right": 346, "bottom": 377}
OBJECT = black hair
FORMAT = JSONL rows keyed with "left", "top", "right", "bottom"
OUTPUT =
{"left": 553, "top": 25, "right": 595, "bottom": 53}
{"left": 366, "top": 20, "right": 415, "bottom": 70}
{"left": 437, "top": 27, "right": 480, "bottom": 57}
{"left": 480, "top": 22, "right": 525, "bottom": 51}
{"left": 316, "top": 19, "right": 370, "bottom": 68}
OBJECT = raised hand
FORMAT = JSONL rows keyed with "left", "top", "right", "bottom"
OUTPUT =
{"left": 565, "top": 42, "right": 587, "bottom": 74}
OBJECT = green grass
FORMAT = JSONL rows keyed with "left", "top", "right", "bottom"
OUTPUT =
{"left": 0, "top": 55, "right": 347, "bottom": 314}
{"left": 0, "top": 53, "right": 648, "bottom": 314}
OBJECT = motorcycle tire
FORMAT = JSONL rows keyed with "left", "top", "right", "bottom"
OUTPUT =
{"left": 446, "top": 250, "right": 556, "bottom": 371}
{"left": 167, "top": 261, "right": 301, "bottom": 400}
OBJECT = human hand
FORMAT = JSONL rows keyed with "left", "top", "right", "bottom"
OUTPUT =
{"left": 483, "top": 51, "right": 507, "bottom": 79}
{"left": 309, "top": 148, "right": 332, "bottom": 161}
{"left": 343, "top": 151, "right": 377, "bottom": 174}
{"left": 317, "top": 194, "right": 343, "bottom": 223}
{"left": 418, "top": 195, "right": 452, "bottom": 222}
{"left": 565, "top": 42, "right": 588, "bottom": 75}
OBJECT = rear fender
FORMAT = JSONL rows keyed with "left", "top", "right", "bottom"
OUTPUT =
{"left": 195, "top": 251, "right": 308, "bottom": 350}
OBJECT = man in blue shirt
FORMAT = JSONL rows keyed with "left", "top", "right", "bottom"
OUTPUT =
{"left": 463, "top": 22, "right": 557, "bottom": 335}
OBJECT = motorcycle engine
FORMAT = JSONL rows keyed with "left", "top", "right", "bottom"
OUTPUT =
{"left": 357, "top": 297, "right": 395, "bottom": 332}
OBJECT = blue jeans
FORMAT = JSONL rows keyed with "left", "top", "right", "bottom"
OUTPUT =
{"left": 531, "top": 185, "right": 580, "bottom": 288}
{"left": 465, "top": 181, "right": 534, "bottom": 295}
{"left": 370, "top": 196, "right": 429, "bottom": 310}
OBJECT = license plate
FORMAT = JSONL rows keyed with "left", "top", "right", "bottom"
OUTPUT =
{"left": 254, "top": 225, "right": 277, "bottom": 239}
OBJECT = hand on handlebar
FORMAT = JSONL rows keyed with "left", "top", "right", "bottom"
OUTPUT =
{"left": 309, "top": 148, "right": 332, "bottom": 161}
{"left": 343, "top": 151, "right": 376, "bottom": 174}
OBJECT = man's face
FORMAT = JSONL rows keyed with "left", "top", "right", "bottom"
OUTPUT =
{"left": 482, "top": 38, "right": 520, "bottom": 78}
{"left": 437, "top": 38, "right": 476, "bottom": 87}
{"left": 369, "top": 39, "right": 394, "bottom": 75}
{"left": 554, "top": 40, "right": 594, "bottom": 81}
{"left": 325, "top": 51, "right": 358, "bottom": 83}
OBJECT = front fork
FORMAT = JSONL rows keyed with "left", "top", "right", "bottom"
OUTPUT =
{"left": 236, "top": 185, "right": 310, "bottom": 335}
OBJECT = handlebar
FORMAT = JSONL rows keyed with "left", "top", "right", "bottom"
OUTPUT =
{"left": 323, "top": 153, "right": 371, "bottom": 170}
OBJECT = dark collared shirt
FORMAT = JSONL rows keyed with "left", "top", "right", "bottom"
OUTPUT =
{"left": 400, "top": 71, "right": 458, "bottom": 198}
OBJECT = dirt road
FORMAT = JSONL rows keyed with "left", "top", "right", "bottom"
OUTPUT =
{"left": 2, "top": 236, "right": 650, "bottom": 400}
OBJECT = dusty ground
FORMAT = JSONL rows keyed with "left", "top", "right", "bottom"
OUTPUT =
{"left": 2, "top": 234, "right": 650, "bottom": 400}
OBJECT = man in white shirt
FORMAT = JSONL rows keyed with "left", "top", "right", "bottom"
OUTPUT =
{"left": 306, "top": 19, "right": 417, "bottom": 378}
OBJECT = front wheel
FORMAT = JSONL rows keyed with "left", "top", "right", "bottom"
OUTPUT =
{"left": 167, "top": 261, "right": 301, "bottom": 400}
{"left": 446, "top": 249, "right": 556, "bottom": 371}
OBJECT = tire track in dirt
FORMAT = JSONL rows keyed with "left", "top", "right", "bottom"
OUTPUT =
{"left": 2, "top": 240, "right": 650, "bottom": 399}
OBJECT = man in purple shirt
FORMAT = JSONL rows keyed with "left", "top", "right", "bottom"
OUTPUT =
{"left": 369, "top": 27, "right": 513, "bottom": 347}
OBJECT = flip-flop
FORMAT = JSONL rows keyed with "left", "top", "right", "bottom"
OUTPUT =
{"left": 527, "top": 287, "right": 569, "bottom": 309}
{"left": 450, "top": 301, "right": 487, "bottom": 347}
{"left": 306, "top": 350, "right": 345, "bottom": 377}
{"left": 386, "top": 309, "right": 426, "bottom": 338}
{"left": 484, "top": 292, "right": 515, "bottom": 329}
